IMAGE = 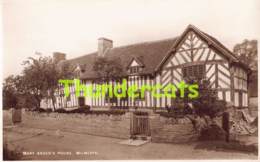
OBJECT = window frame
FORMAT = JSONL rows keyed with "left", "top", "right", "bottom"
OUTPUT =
{"left": 182, "top": 64, "right": 206, "bottom": 80}
{"left": 129, "top": 66, "right": 141, "bottom": 74}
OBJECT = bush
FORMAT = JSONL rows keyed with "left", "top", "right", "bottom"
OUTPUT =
{"left": 88, "top": 110, "right": 126, "bottom": 116}
{"left": 38, "top": 108, "right": 47, "bottom": 113}
{"left": 81, "top": 105, "right": 91, "bottom": 110}
{"left": 45, "top": 108, "right": 53, "bottom": 113}
{"left": 54, "top": 108, "right": 67, "bottom": 113}
{"left": 37, "top": 108, "right": 53, "bottom": 113}
{"left": 157, "top": 112, "right": 184, "bottom": 118}
{"left": 70, "top": 106, "right": 90, "bottom": 113}
{"left": 198, "top": 124, "right": 226, "bottom": 141}
{"left": 161, "top": 102, "right": 192, "bottom": 117}
{"left": 165, "top": 102, "right": 185, "bottom": 113}
{"left": 134, "top": 111, "right": 148, "bottom": 116}
{"left": 194, "top": 99, "right": 226, "bottom": 118}
{"left": 29, "top": 108, "right": 38, "bottom": 112}
{"left": 110, "top": 106, "right": 129, "bottom": 110}
{"left": 45, "top": 106, "right": 126, "bottom": 115}
{"left": 27, "top": 108, "right": 52, "bottom": 113}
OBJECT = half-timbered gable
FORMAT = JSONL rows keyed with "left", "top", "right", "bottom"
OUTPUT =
{"left": 159, "top": 29, "right": 232, "bottom": 104}
{"left": 127, "top": 57, "right": 145, "bottom": 75}
{"left": 41, "top": 25, "right": 249, "bottom": 110}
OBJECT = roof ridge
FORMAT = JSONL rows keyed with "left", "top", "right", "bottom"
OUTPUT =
{"left": 110, "top": 37, "right": 179, "bottom": 50}
{"left": 201, "top": 31, "right": 239, "bottom": 60}
{"left": 67, "top": 52, "right": 97, "bottom": 61}
{"left": 67, "top": 37, "right": 179, "bottom": 61}
{"left": 188, "top": 25, "right": 239, "bottom": 61}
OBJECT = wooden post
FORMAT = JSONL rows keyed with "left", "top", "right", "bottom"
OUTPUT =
{"left": 222, "top": 112, "right": 230, "bottom": 142}
{"left": 12, "top": 108, "right": 22, "bottom": 124}
{"left": 129, "top": 111, "right": 134, "bottom": 137}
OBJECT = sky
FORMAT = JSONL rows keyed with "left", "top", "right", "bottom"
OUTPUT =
{"left": 2, "top": 0, "right": 260, "bottom": 78}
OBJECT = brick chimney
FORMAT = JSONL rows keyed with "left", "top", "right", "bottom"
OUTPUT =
{"left": 53, "top": 52, "right": 66, "bottom": 63}
{"left": 98, "top": 37, "right": 113, "bottom": 57}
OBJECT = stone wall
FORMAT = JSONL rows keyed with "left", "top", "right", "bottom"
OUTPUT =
{"left": 149, "top": 114, "right": 196, "bottom": 143}
{"left": 22, "top": 110, "right": 131, "bottom": 139}
{"left": 4, "top": 110, "right": 199, "bottom": 143}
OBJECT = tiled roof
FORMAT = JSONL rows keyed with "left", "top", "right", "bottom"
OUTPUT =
{"left": 65, "top": 37, "right": 179, "bottom": 79}
{"left": 64, "top": 25, "right": 250, "bottom": 79}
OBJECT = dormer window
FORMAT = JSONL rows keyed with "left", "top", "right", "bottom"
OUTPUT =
{"left": 127, "top": 57, "right": 144, "bottom": 74}
{"left": 75, "top": 64, "right": 87, "bottom": 75}
{"left": 130, "top": 66, "right": 140, "bottom": 74}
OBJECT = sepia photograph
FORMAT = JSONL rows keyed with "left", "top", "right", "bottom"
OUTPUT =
{"left": 2, "top": 0, "right": 259, "bottom": 160}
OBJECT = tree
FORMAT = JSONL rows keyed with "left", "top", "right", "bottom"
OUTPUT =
{"left": 92, "top": 57, "right": 124, "bottom": 105}
{"left": 3, "top": 75, "right": 21, "bottom": 109}
{"left": 21, "top": 55, "right": 74, "bottom": 110}
{"left": 45, "top": 61, "right": 75, "bottom": 110}
{"left": 190, "top": 79, "right": 225, "bottom": 118}
{"left": 22, "top": 56, "right": 51, "bottom": 109}
{"left": 3, "top": 75, "right": 40, "bottom": 109}
{"left": 93, "top": 57, "right": 124, "bottom": 81}
{"left": 185, "top": 79, "right": 227, "bottom": 140}
{"left": 233, "top": 39, "right": 257, "bottom": 70}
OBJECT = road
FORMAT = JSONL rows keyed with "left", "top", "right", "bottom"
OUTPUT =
{"left": 4, "top": 126, "right": 258, "bottom": 160}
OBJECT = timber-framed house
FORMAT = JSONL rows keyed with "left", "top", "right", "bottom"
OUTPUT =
{"left": 41, "top": 25, "right": 250, "bottom": 110}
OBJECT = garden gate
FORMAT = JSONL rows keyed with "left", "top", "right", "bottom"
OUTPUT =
{"left": 131, "top": 112, "right": 151, "bottom": 136}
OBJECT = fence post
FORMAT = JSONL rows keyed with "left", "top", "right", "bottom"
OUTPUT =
{"left": 129, "top": 111, "right": 134, "bottom": 137}
{"left": 222, "top": 112, "right": 230, "bottom": 142}
{"left": 12, "top": 108, "right": 22, "bottom": 124}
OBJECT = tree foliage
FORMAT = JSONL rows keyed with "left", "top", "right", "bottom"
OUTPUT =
{"left": 43, "top": 60, "right": 75, "bottom": 110}
{"left": 184, "top": 78, "right": 227, "bottom": 137}
{"left": 4, "top": 55, "right": 75, "bottom": 110}
{"left": 3, "top": 75, "right": 22, "bottom": 109}
{"left": 92, "top": 57, "right": 124, "bottom": 106}
{"left": 93, "top": 57, "right": 124, "bottom": 82}
{"left": 233, "top": 39, "right": 257, "bottom": 70}
{"left": 189, "top": 79, "right": 226, "bottom": 118}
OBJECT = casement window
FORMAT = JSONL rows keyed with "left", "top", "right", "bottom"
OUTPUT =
{"left": 182, "top": 64, "right": 205, "bottom": 79}
{"left": 130, "top": 66, "right": 141, "bottom": 74}
{"left": 128, "top": 58, "right": 144, "bottom": 74}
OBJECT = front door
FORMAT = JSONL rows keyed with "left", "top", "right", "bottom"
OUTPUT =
{"left": 78, "top": 97, "right": 85, "bottom": 107}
